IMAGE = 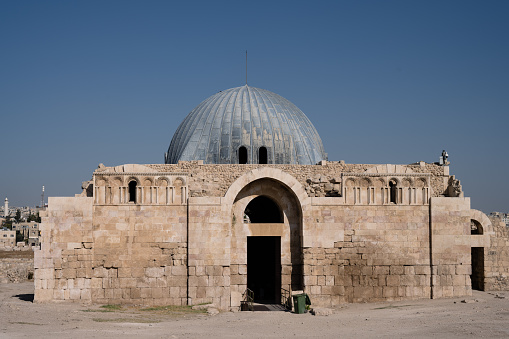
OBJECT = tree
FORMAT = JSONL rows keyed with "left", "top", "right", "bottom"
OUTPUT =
{"left": 16, "top": 231, "right": 24, "bottom": 243}
{"left": 27, "top": 212, "right": 41, "bottom": 223}
{"left": 14, "top": 209, "right": 21, "bottom": 223}
{"left": 3, "top": 216, "right": 12, "bottom": 229}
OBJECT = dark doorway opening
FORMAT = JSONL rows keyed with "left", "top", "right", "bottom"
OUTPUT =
{"left": 128, "top": 181, "right": 137, "bottom": 203}
{"left": 239, "top": 146, "right": 248, "bottom": 164}
{"left": 247, "top": 236, "right": 281, "bottom": 304}
{"left": 244, "top": 196, "right": 282, "bottom": 223}
{"left": 471, "top": 247, "right": 485, "bottom": 291}
{"left": 259, "top": 146, "right": 268, "bottom": 164}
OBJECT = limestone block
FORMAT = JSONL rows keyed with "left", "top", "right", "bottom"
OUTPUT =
{"left": 69, "top": 288, "right": 81, "bottom": 300}
{"left": 80, "top": 289, "right": 91, "bottom": 300}
{"left": 455, "top": 265, "right": 471, "bottom": 275}
{"left": 353, "top": 286, "right": 374, "bottom": 299}
{"left": 35, "top": 268, "right": 54, "bottom": 280}
{"left": 453, "top": 274, "right": 466, "bottom": 286}
{"left": 131, "top": 267, "right": 145, "bottom": 278}
{"left": 62, "top": 269, "right": 76, "bottom": 279}
{"left": 172, "top": 265, "right": 187, "bottom": 276}
{"left": 145, "top": 267, "right": 164, "bottom": 278}
{"left": 310, "top": 285, "right": 321, "bottom": 295}
{"left": 117, "top": 267, "right": 132, "bottom": 278}
{"left": 414, "top": 266, "right": 431, "bottom": 275}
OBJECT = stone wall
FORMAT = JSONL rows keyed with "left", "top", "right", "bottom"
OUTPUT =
{"left": 89, "top": 204, "right": 188, "bottom": 305}
{"left": 301, "top": 204, "right": 432, "bottom": 306}
{"left": 35, "top": 197, "right": 94, "bottom": 302}
{"left": 34, "top": 197, "right": 188, "bottom": 306}
{"left": 485, "top": 216, "right": 509, "bottom": 290}
{"left": 430, "top": 197, "right": 472, "bottom": 298}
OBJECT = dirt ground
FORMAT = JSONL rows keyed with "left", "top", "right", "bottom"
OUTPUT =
{"left": 1, "top": 282, "right": 509, "bottom": 338}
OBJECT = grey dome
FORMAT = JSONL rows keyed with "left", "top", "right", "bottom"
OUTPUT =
{"left": 165, "top": 85, "right": 327, "bottom": 165}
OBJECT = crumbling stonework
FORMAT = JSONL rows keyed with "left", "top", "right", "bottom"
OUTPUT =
{"left": 144, "top": 161, "right": 446, "bottom": 199}
{"left": 0, "top": 258, "right": 34, "bottom": 283}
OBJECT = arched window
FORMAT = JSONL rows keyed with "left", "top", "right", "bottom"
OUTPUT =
{"left": 239, "top": 146, "right": 248, "bottom": 164}
{"left": 259, "top": 146, "right": 267, "bottom": 164}
{"left": 389, "top": 180, "right": 397, "bottom": 204}
{"left": 244, "top": 196, "right": 283, "bottom": 223}
{"left": 128, "top": 180, "right": 137, "bottom": 203}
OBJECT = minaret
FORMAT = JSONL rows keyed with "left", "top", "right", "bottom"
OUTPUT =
{"left": 4, "top": 198, "right": 8, "bottom": 217}
{"left": 41, "top": 186, "right": 45, "bottom": 208}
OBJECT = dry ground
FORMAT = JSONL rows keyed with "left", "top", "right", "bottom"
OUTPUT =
{"left": 1, "top": 282, "right": 509, "bottom": 338}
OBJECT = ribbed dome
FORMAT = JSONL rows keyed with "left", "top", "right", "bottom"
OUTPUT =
{"left": 165, "top": 85, "right": 327, "bottom": 165}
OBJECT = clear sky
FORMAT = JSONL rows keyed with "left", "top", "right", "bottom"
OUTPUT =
{"left": 1, "top": 0, "right": 508, "bottom": 213}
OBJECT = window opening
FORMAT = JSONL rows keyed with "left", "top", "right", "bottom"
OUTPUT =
{"left": 389, "top": 181, "right": 397, "bottom": 204}
{"left": 239, "top": 146, "right": 248, "bottom": 164}
{"left": 259, "top": 146, "right": 268, "bottom": 164}
{"left": 128, "top": 181, "right": 137, "bottom": 203}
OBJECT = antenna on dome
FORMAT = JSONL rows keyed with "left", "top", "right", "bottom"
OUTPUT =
{"left": 245, "top": 50, "right": 248, "bottom": 85}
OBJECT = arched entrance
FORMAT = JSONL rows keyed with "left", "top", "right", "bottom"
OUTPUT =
{"left": 230, "top": 177, "right": 304, "bottom": 307}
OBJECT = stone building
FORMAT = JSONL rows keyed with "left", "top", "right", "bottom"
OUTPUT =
{"left": 0, "top": 228, "right": 16, "bottom": 248}
{"left": 12, "top": 221, "right": 40, "bottom": 246}
{"left": 34, "top": 85, "right": 506, "bottom": 309}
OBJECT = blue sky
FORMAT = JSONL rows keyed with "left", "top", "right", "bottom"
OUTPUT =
{"left": 0, "top": 0, "right": 508, "bottom": 213}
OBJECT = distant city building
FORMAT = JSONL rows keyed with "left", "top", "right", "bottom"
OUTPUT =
{"left": 0, "top": 204, "right": 40, "bottom": 222}
{"left": 0, "top": 228, "right": 16, "bottom": 248}
{"left": 12, "top": 221, "right": 41, "bottom": 246}
{"left": 489, "top": 212, "right": 509, "bottom": 227}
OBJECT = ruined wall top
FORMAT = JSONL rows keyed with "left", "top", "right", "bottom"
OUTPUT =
{"left": 91, "top": 161, "right": 447, "bottom": 198}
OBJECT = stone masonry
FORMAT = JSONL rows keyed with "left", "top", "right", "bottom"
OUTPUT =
{"left": 34, "top": 162, "right": 503, "bottom": 310}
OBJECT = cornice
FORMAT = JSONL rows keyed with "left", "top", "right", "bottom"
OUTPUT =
{"left": 94, "top": 172, "right": 189, "bottom": 177}
{"left": 342, "top": 173, "right": 431, "bottom": 177}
